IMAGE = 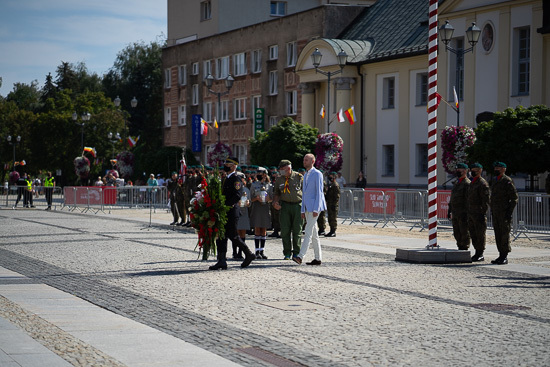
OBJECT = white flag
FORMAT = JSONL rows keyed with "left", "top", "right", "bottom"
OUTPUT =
{"left": 338, "top": 108, "right": 345, "bottom": 123}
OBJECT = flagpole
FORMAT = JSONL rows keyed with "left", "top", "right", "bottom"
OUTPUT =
{"left": 427, "top": 0, "right": 438, "bottom": 249}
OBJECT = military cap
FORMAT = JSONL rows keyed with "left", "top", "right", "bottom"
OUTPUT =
{"left": 171, "top": 171, "right": 177, "bottom": 175}
{"left": 225, "top": 156, "right": 239, "bottom": 165}
{"left": 493, "top": 161, "right": 507, "bottom": 168}
{"left": 330, "top": 171, "right": 338, "bottom": 176}
{"left": 236, "top": 167, "right": 242, "bottom": 171}
{"left": 270, "top": 166, "right": 277, "bottom": 170}
{"left": 456, "top": 163, "right": 468, "bottom": 169}
{"left": 257, "top": 166, "right": 268, "bottom": 173}
{"left": 298, "top": 168, "right": 306, "bottom": 173}
{"left": 241, "top": 165, "right": 248, "bottom": 169}
{"left": 469, "top": 163, "right": 483, "bottom": 169}
{"left": 278, "top": 159, "right": 292, "bottom": 168}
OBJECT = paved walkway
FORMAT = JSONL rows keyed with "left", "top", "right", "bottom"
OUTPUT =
{"left": 0, "top": 207, "right": 549, "bottom": 366}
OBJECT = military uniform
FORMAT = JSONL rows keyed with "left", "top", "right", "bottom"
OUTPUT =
{"left": 467, "top": 173, "right": 490, "bottom": 256}
{"left": 325, "top": 178, "right": 340, "bottom": 236}
{"left": 166, "top": 175, "right": 185, "bottom": 225}
{"left": 274, "top": 165, "right": 303, "bottom": 258}
{"left": 449, "top": 176, "right": 471, "bottom": 250}
{"left": 490, "top": 171, "right": 518, "bottom": 258}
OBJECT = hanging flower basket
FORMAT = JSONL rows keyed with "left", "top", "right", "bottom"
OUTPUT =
{"left": 9, "top": 171, "right": 20, "bottom": 184}
{"left": 74, "top": 156, "right": 90, "bottom": 180}
{"left": 207, "top": 142, "right": 232, "bottom": 168}
{"left": 116, "top": 151, "right": 134, "bottom": 179}
{"left": 441, "top": 125, "right": 476, "bottom": 174}
{"left": 314, "top": 132, "right": 344, "bottom": 173}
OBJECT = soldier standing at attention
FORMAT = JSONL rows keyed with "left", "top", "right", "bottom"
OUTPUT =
{"left": 324, "top": 172, "right": 340, "bottom": 237}
{"left": 448, "top": 163, "right": 471, "bottom": 250}
{"left": 166, "top": 172, "right": 185, "bottom": 226}
{"left": 490, "top": 162, "right": 518, "bottom": 265}
{"left": 273, "top": 160, "right": 303, "bottom": 260}
{"left": 467, "top": 163, "right": 490, "bottom": 262}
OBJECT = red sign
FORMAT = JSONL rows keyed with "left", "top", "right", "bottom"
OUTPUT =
{"left": 364, "top": 188, "right": 396, "bottom": 215}
{"left": 437, "top": 190, "right": 451, "bottom": 219}
{"left": 63, "top": 187, "right": 117, "bottom": 205}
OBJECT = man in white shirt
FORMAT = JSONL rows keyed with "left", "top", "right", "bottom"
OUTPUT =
{"left": 335, "top": 172, "right": 346, "bottom": 188}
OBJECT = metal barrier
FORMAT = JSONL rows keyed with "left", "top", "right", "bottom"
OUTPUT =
{"left": 513, "top": 192, "right": 550, "bottom": 240}
{"left": 2, "top": 185, "right": 63, "bottom": 209}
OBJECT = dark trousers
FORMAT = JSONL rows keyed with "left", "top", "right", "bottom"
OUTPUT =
{"left": 214, "top": 205, "right": 252, "bottom": 264}
{"left": 452, "top": 212, "right": 470, "bottom": 250}
{"left": 468, "top": 213, "right": 487, "bottom": 253}
{"left": 492, "top": 211, "right": 512, "bottom": 254}
{"left": 45, "top": 187, "right": 53, "bottom": 207}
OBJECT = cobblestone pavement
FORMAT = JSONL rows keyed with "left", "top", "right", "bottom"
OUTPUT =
{"left": 0, "top": 208, "right": 549, "bottom": 366}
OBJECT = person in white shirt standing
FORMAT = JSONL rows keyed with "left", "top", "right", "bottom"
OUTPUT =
{"left": 293, "top": 154, "right": 326, "bottom": 266}
{"left": 335, "top": 172, "right": 346, "bottom": 188}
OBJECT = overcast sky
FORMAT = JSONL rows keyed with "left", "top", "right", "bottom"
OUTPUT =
{"left": 0, "top": 0, "right": 166, "bottom": 97}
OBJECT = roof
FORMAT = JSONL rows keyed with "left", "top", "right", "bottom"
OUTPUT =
{"left": 338, "top": 0, "right": 429, "bottom": 63}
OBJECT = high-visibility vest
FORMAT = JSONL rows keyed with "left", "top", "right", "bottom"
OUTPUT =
{"left": 44, "top": 177, "right": 54, "bottom": 187}
{"left": 26, "top": 179, "right": 32, "bottom": 191}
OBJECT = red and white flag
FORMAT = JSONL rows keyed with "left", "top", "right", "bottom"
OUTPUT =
{"left": 453, "top": 86, "right": 459, "bottom": 110}
{"left": 200, "top": 118, "right": 208, "bottom": 135}
{"left": 319, "top": 105, "right": 325, "bottom": 119}
{"left": 337, "top": 108, "right": 345, "bottom": 123}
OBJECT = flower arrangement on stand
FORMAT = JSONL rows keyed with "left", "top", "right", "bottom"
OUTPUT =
{"left": 9, "top": 171, "right": 20, "bottom": 184}
{"left": 441, "top": 125, "right": 476, "bottom": 174}
{"left": 189, "top": 170, "right": 229, "bottom": 260}
{"left": 74, "top": 156, "right": 90, "bottom": 181}
{"left": 116, "top": 151, "right": 134, "bottom": 179}
{"left": 314, "top": 133, "right": 344, "bottom": 173}
{"left": 207, "top": 142, "right": 232, "bottom": 168}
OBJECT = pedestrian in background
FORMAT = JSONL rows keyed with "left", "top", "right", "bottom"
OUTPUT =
{"left": 273, "top": 159, "right": 303, "bottom": 260}
{"left": 44, "top": 172, "right": 55, "bottom": 211}
{"left": 355, "top": 171, "right": 367, "bottom": 189}
{"left": 167, "top": 172, "right": 185, "bottom": 226}
{"left": 490, "top": 161, "right": 518, "bottom": 265}
{"left": 448, "top": 163, "right": 471, "bottom": 250}
{"left": 13, "top": 173, "right": 28, "bottom": 208}
{"left": 467, "top": 163, "right": 490, "bottom": 262}
{"left": 335, "top": 172, "right": 346, "bottom": 188}
{"left": 293, "top": 154, "right": 326, "bottom": 266}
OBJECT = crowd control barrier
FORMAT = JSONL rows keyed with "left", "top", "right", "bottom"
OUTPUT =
{"left": 2, "top": 185, "right": 63, "bottom": 209}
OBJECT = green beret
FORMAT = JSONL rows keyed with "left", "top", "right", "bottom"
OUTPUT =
{"left": 171, "top": 171, "right": 177, "bottom": 175}
{"left": 469, "top": 163, "right": 483, "bottom": 169}
{"left": 330, "top": 172, "right": 338, "bottom": 176}
{"left": 456, "top": 163, "right": 468, "bottom": 169}
{"left": 241, "top": 165, "right": 248, "bottom": 169}
{"left": 298, "top": 168, "right": 306, "bottom": 172}
{"left": 279, "top": 159, "right": 292, "bottom": 168}
{"left": 270, "top": 166, "right": 277, "bottom": 170}
{"left": 493, "top": 161, "right": 507, "bottom": 168}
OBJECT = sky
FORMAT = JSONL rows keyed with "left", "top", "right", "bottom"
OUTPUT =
{"left": 0, "top": 0, "right": 166, "bottom": 97}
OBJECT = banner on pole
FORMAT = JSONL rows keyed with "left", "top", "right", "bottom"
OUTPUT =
{"left": 192, "top": 114, "right": 202, "bottom": 152}
{"left": 254, "top": 108, "right": 265, "bottom": 138}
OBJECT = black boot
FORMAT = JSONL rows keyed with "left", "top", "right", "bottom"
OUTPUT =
{"left": 209, "top": 239, "right": 228, "bottom": 270}
{"left": 325, "top": 230, "right": 336, "bottom": 237}
{"left": 471, "top": 250, "right": 485, "bottom": 262}
{"left": 234, "top": 237, "right": 254, "bottom": 268}
{"left": 491, "top": 253, "right": 508, "bottom": 265}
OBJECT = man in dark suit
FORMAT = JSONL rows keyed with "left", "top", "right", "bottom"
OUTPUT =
{"left": 209, "top": 156, "right": 256, "bottom": 270}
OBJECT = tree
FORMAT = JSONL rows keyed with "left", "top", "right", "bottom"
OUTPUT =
{"left": 467, "top": 105, "right": 550, "bottom": 181}
{"left": 249, "top": 118, "right": 318, "bottom": 169}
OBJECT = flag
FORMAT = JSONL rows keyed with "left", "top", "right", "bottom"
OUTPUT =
{"left": 3, "top": 163, "right": 9, "bottom": 170}
{"left": 337, "top": 108, "right": 345, "bottom": 123}
{"left": 110, "top": 159, "right": 117, "bottom": 166}
{"left": 427, "top": 92, "right": 443, "bottom": 113}
{"left": 128, "top": 135, "right": 140, "bottom": 148}
{"left": 344, "top": 106, "right": 356, "bottom": 125}
{"left": 179, "top": 154, "right": 187, "bottom": 184}
{"left": 453, "top": 86, "right": 459, "bottom": 110}
{"left": 319, "top": 105, "right": 325, "bottom": 119}
{"left": 200, "top": 118, "right": 208, "bottom": 135}
{"left": 214, "top": 118, "right": 218, "bottom": 129}
{"left": 83, "top": 147, "right": 97, "bottom": 158}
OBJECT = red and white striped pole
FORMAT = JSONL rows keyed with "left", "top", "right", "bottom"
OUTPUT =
{"left": 427, "top": 0, "right": 439, "bottom": 248}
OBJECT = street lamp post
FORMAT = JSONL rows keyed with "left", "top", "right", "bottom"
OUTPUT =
{"left": 107, "top": 132, "right": 121, "bottom": 158}
{"left": 72, "top": 112, "right": 91, "bottom": 151}
{"left": 439, "top": 21, "right": 481, "bottom": 126}
{"left": 114, "top": 96, "right": 138, "bottom": 150}
{"left": 7, "top": 135, "right": 21, "bottom": 172}
{"left": 204, "top": 74, "right": 234, "bottom": 143}
{"left": 310, "top": 47, "right": 348, "bottom": 132}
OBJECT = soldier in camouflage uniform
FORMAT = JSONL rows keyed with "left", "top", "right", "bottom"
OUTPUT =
{"left": 448, "top": 163, "right": 471, "bottom": 250}
{"left": 490, "top": 161, "right": 518, "bottom": 265}
{"left": 166, "top": 172, "right": 185, "bottom": 225}
{"left": 324, "top": 172, "right": 340, "bottom": 237}
{"left": 467, "top": 163, "right": 490, "bottom": 262}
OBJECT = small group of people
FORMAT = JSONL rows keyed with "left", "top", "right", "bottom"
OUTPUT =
{"left": 13, "top": 172, "right": 55, "bottom": 210}
{"left": 448, "top": 161, "right": 518, "bottom": 265}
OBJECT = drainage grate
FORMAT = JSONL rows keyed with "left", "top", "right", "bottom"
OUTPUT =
{"left": 257, "top": 300, "right": 328, "bottom": 311}
{"left": 236, "top": 347, "right": 306, "bottom": 367}
{"left": 470, "top": 303, "right": 531, "bottom": 311}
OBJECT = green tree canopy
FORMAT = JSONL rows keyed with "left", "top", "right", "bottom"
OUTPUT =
{"left": 249, "top": 117, "right": 318, "bottom": 169}
{"left": 467, "top": 105, "right": 550, "bottom": 176}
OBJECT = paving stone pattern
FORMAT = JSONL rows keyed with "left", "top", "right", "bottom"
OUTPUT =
{"left": 1, "top": 210, "right": 549, "bottom": 366}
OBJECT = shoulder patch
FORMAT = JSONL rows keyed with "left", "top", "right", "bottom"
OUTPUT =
{"left": 234, "top": 181, "right": 242, "bottom": 190}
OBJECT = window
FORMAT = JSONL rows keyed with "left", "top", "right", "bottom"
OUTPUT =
{"left": 192, "top": 62, "right": 199, "bottom": 75}
{"left": 203, "top": 60, "right": 212, "bottom": 78}
{"left": 192, "top": 84, "right": 199, "bottom": 105}
{"left": 383, "top": 77, "right": 395, "bottom": 109}
{"left": 269, "top": 45, "right": 278, "bottom": 60}
{"left": 201, "top": 1, "right": 211, "bottom": 21}
{"left": 514, "top": 27, "right": 530, "bottom": 95}
{"left": 270, "top": 1, "right": 286, "bottom": 16}
{"left": 165, "top": 107, "right": 171, "bottom": 127}
{"left": 286, "top": 42, "right": 297, "bottom": 67}
{"left": 234, "top": 53, "right": 247, "bottom": 76}
{"left": 286, "top": 90, "right": 297, "bottom": 115}
{"left": 216, "top": 56, "right": 229, "bottom": 79}
{"left": 269, "top": 116, "right": 278, "bottom": 129}
{"left": 164, "top": 68, "right": 171, "bottom": 89}
{"left": 449, "top": 38, "right": 464, "bottom": 101}
{"left": 233, "top": 144, "right": 247, "bottom": 166}
{"left": 252, "top": 49, "right": 262, "bottom": 73}
{"left": 178, "top": 65, "right": 187, "bottom": 86}
{"left": 220, "top": 100, "right": 229, "bottom": 121}
{"left": 178, "top": 105, "right": 186, "bottom": 126}
{"left": 383, "top": 145, "right": 394, "bottom": 176}
{"left": 203, "top": 102, "right": 212, "bottom": 122}
{"left": 252, "top": 95, "right": 261, "bottom": 114}
{"left": 269, "top": 71, "right": 278, "bottom": 95}
{"left": 234, "top": 98, "right": 246, "bottom": 120}
{"left": 416, "top": 73, "right": 428, "bottom": 106}
{"left": 416, "top": 144, "right": 428, "bottom": 176}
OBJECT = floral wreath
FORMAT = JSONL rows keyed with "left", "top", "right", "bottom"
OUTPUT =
{"left": 189, "top": 170, "right": 229, "bottom": 260}
{"left": 207, "top": 142, "right": 232, "bottom": 168}
{"left": 441, "top": 125, "right": 476, "bottom": 174}
{"left": 314, "top": 132, "right": 344, "bottom": 173}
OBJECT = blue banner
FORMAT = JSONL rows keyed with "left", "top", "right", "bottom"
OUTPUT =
{"left": 192, "top": 114, "right": 202, "bottom": 152}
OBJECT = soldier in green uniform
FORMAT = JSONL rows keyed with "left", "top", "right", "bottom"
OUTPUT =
{"left": 166, "top": 172, "right": 185, "bottom": 225}
{"left": 317, "top": 175, "right": 328, "bottom": 236}
{"left": 273, "top": 159, "right": 303, "bottom": 260}
{"left": 448, "top": 163, "right": 471, "bottom": 250}
{"left": 324, "top": 172, "right": 340, "bottom": 237}
{"left": 467, "top": 163, "right": 490, "bottom": 262}
{"left": 182, "top": 171, "right": 193, "bottom": 226}
{"left": 490, "top": 161, "right": 518, "bottom": 265}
